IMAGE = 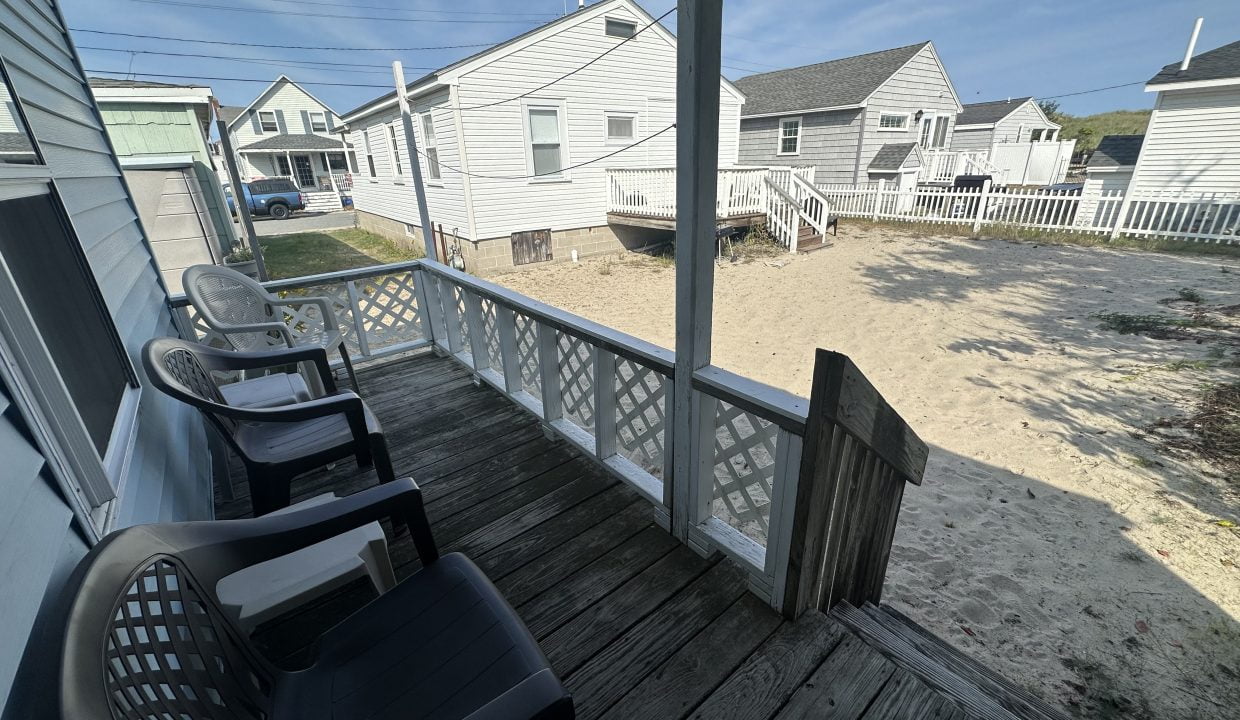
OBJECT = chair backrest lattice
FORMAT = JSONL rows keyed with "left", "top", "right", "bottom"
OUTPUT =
{"left": 186, "top": 268, "right": 275, "bottom": 352}
{"left": 105, "top": 557, "right": 274, "bottom": 720}
{"left": 157, "top": 346, "right": 240, "bottom": 433}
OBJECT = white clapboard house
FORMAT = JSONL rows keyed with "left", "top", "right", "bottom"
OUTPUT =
{"left": 221, "top": 75, "right": 354, "bottom": 211}
{"left": 949, "top": 97, "right": 1074, "bottom": 186}
{"left": 340, "top": 0, "right": 746, "bottom": 273}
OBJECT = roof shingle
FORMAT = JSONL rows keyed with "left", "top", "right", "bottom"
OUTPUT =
{"left": 1147, "top": 39, "right": 1240, "bottom": 86}
{"left": 734, "top": 42, "right": 928, "bottom": 117}
{"left": 1087, "top": 134, "right": 1144, "bottom": 168}
{"left": 957, "top": 97, "right": 1032, "bottom": 126}
{"left": 238, "top": 134, "right": 346, "bottom": 151}
{"left": 868, "top": 142, "right": 920, "bottom": 171}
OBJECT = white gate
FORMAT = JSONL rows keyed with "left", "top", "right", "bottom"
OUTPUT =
{"left": 989, "top": 141, "right": 1075, "bottom": 186}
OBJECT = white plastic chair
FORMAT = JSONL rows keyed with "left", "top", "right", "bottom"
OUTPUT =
{"left": 182, "top": 264, "right": 359, "bottom": 395}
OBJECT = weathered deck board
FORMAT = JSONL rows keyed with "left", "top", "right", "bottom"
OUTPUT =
{"left": 218, "top": 352, "right": 1048, "bottom": 720}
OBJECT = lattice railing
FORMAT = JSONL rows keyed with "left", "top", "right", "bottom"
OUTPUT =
{"left": 711, "top": 401, "right": 779, "bottom": 543}
{"left": 614, "top": 358, "right": 667, "bottom": 480}
{"left": 168, "top": 261, "right": 431, "bottom": 364}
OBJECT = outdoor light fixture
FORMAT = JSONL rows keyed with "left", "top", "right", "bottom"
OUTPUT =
{"left": 914, "top": 109, "right": 924, "bottom": 122}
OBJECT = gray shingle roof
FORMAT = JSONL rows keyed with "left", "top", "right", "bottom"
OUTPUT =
{"left": 1087, "top": 135, "right": 1144, "bottom": 168}
{"left": 238, "top": 134, "right": 346, "bottom": 151}
{"left": 957, "top": 97, "right": 1032, "bottom": 126}
{"left": 868, "top": 142, "right": 920, "bottom": 171}
{"left": 735, "top": 42, "right": 928, "bottom": 117}
{"left": 1147, "top": 39, "right": 1240, "bottom": 86}
{"left": 217, "top": 105, "right": 245, "bottom": 125}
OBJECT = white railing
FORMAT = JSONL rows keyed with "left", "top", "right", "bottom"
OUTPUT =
{"left": 415, "top": 261, "right": 810, "bottom": 605}
{"left": 763, "top": 178, "right": 800, "bottom": 251}
{"left": 606, "top": 166, "right": 818, "bottom": 222}
{"left": 717, "top": 167, "right": 769, "bottom": 216}
{"left": 332, "top": 172, "right": 353, "bottom": 192}
{"left": 168, "top": 261, "right": 432, "bottom": 363}
{"left": 813, "top": 181, "right": 1238, "bottom": 244}
{"left": 919, "top": 149, "right": 992, "bottom": 183}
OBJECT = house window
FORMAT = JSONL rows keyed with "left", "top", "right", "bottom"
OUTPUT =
{"left": 275, "top": 154, "right": 291, "bottom": 177}
{"left": 878, "top": 113, "right": 908, "bottom": 131}
{"left": 918, "top": 114, "right": 948, "bottom": 148}
{"left": 605, "top": 18, "right": 636, "bottom": 38}
{"left": 420, "top": 113, "right": 440, "bottom": 181}
{"left": 363, "top": 128, "right": 377, "bottom": 177}
{"left": 933, "top": 116, "right": 949, "bottom": 148}
{"left": 605, "top": 112, "right": 635, "bottom": 143}
{"left": 525, "top": 103, "right": 566, "bottom": 178}
{"left": 778, "top": 117, "right": 801, "bottom": 155}
{"left": 309, "top": 111, "right": 328, "bottom": 132}
{"left": 1030, "top": 129, "right": 1045, "bottom": 142}
{"left": 258, "top": 110, "right": 278, "bottom": 133}
{"left": 386, "top": 123, "right": 403, "bottom": 180}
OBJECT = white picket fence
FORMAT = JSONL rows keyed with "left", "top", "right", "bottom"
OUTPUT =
{"left": 813, "top": 180, "right": 1240, "bottom": 244}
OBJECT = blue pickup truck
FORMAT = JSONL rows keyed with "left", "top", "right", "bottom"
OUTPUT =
{"left": 224, "top": 178, "right": 306, "bottom": 220}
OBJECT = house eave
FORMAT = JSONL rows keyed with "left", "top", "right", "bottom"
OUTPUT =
{"left": 953, "top": 122, "right": 995, "bottom": 130}
{"left": 742, "top": 103, "right": 863, "bottom": 120}
{"left": 1145, "top": 76, "right": 1240, "bottom": 92}
{"left": 91, "top": 87, "right": 212, "bottom": 104}
{"left": 339, "top": 79, "right": 450, "bottom": 126}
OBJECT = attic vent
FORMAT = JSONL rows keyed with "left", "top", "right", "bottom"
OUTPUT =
{"left": 605, "top": 18, "right": 636, "bottom": 38}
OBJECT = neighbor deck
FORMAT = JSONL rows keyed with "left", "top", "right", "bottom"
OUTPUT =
{"left": 216, "top": 353, "right": 1048, "bottom": 720}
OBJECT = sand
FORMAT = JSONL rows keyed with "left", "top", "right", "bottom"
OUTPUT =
{"left": 496, "top": 223, "right": 1240, "bottom": 718}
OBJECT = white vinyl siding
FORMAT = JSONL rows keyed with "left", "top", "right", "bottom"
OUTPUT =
{"left": 363, "top": 128, "right": 376, "bottom": 177}
{"left": 738, "top": 109, "right": 863, "bottom": 184}
{"left": 228, "top": 79, "right": 344, "bottom": 151}
{"left": 1, "top": 0, "right": 213, "bottom": 711}
{"left": 1129, "top": 86, "right": 1240, "bottom": 194}
{"left": 858, "top": 44, "right": 960, "bottom": 181}
{"left": 948, "top": 127, "right": 992, "bottom": 152}
{"left": 777, "top": 117, "right": 801, "bottom": 155}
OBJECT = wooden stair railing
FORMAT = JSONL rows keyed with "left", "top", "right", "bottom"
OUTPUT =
{"left": 781, "top": 348, "right": 929, "bottom": 618}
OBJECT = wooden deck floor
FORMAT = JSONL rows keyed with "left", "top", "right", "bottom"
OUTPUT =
{"left": 215, "top": 353, "right": 998, "bottom": 720}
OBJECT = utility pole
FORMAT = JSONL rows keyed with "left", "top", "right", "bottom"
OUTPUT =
{"left": 211, "top": 97, "right": 267, "bottom": 280}
{"left": 392, "top": 61, "right": 438, "bottom": 261}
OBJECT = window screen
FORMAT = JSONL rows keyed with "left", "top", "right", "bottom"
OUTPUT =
{"left": 421, "top": 114, "right": 440, "bottom": 180}
{"left": 606, "top": 114, "right": 635, "bottom": 141}
{"left": 0, "top": 193, "right": 132, "bottom": 455}
{"left": 528, "top": 108, "right": 563, "bottom": 176}
{"left": 879, "top": 113, "right": 907, "bottom": 129}
{"left": 605, "top": 18, "right": 636, "bottom": 37}
{"left": 779, "top": 119, "right": 800, "bottom": 154}
{"left": 259, "top": 110, "right": 278, "bottom": 132}
{"left": 309, "top": 112, "right": 329, "bottom": 132}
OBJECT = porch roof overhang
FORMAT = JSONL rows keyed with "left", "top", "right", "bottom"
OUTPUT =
{"left": 237, "top": 134, "right": 349, "bottom": 152}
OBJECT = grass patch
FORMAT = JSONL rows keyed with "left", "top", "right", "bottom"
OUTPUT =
{"left": 1091, "top": 312, "right": 1220, "bottom": 337}
{"left": 1148, "top": 381, "right": 1240, "bottom": 482}
{"left": 261, "top": 228, "right": 423, "bottom": 280}
{"left": 1176, "top": 287, "right": 1205, "bottom": 303}
{"left": 840, "top": 218, "right": 1240, "bottom": 258}
{"left": 732, "top": 223, "right": 785, "bottom": 261}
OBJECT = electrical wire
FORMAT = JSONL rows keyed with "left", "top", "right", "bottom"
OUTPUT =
{"left": 129, "top": 0, "right": 545, "bottom": 24}
{"left": 78, "top": 46, "right": 433, "bottom": 72}
{"left": 70, "top": 28, "right": 500, "bottom": 51}
{"left": 254, "top": 0, "right": 558, "bottom": 17}
{"left": 88, "top": 69, "right": 396, "bottom": 88}
{"left": 1037, "top": 81, "right": 1145, "bottom": 100}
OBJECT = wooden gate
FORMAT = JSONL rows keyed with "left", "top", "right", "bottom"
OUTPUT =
{"left": 511, "top": 229, "right": 552, "bottom": 265}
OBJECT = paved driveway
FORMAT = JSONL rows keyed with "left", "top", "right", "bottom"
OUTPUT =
{"left": 235, "top": 210, "right": 356, "bottom": 237}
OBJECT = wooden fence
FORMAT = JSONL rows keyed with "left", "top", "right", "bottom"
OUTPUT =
{"left": 814, "top": 181, "right": 1239, "bottom": 245}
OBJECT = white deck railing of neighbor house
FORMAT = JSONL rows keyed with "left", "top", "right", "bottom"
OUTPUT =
{"left": 919, "top": 149, "right": 993, "bottom": 183}
{"left": 813, "top": 181, "right": 1239, "bottom": 245}
{"left": 170, "top": 259, "right": 868, "bottom": 611}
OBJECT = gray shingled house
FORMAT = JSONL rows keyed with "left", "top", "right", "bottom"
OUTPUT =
{"left": 949, "top": 97, "right": 1061, "bottom": 152}
{"left": 734, "top": 42, "right": 961, "bottom": 186}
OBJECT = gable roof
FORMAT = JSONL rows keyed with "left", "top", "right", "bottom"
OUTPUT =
{"left": 1087, "top": 134, "right": 1144, "bottom": 168}
{"left": 226, "top": 75, "right": 338, "bottom": 131}
{"left": 868, "top": 142, "right": 922, "bottom": 172}
{"left": 957, "top": 97, "right": 1032, "bottom": 126}
{"left": 1147, "top": 39, "right": 1240, "bottom": 88}
{"left": 88, "top": 77, "right": 196, "bottom": 89}
{"left": 734, "top": 42, "right": 940, "bottom": 117}
{"left": 340, "top": 0, "right": 744, "bottom": 123}
{"left": 217, "top": 105, "right": 245, "bottom": 125}
{"left": 238, "top": 133, "right": 346, "bottom": 151}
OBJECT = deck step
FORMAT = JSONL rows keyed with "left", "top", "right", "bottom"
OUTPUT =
{"left": 830, "top": 601, "right": 1071, "bottom": 720}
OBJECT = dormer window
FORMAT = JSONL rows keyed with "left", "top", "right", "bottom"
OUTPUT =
{"left": 605, "top": 18, "right": 636, "bottom": 38}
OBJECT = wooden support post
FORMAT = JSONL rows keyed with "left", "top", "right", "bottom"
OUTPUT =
{"left": 536, "top": 321, "right": 562, "bottom": 427}
{"left": 972, "top": 179, "right": 991, "bottom": 234}
{"left": 593, "top": 348, "right": 617, "bottom": 460}
{"left": 780, "top": 348, "right": 930, "bottom": 619}
{"left": 438, "top": 278, "right": 463, "bottom": 355}
{"left": 392, "top": 61, "right": 438, "bottom": 261}
{"left": 211, "top": 98, "right": 266, "bottom": 280}
{"left": 411, "top": 266, "right": 437, "bottom": 348}
{"left": 495, "top": 304, "right": 521, "bottom": 393}
{"left": 671, "top": 0, "right": 723, "bottom": 542}
{"left": 343, "top": 280, "right": 370, "bottom": 358}
{"left": 462, "top": 290, "right": 488, "bottom": 373}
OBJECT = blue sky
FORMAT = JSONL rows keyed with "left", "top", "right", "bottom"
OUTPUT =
{"left": 64, "top": 0, "right": 1240, "bottom": 117}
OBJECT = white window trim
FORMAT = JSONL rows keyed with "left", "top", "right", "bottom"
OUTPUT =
{"left": 603, "top": 110, "right": 638, "bottom": 146}
{"left": 385, "top": 122, "right": 404, "bottom": 184}
{"left": 521, "top": 98, "right": 571, "bottom": 184}
{"left": 419, "top": 112, "right": 442, "bottom": 187}
{"left": 877, "top": 112, "right": 911, "bottom": 132}
{"left": 917, "top": 111, "right": 950, "bottom": 148}
{"left": 258, "top": 110, "right": 278, "bottom": 134}
{"left": 604, "top": 16, "right": 637, "bottom": 38}
{"left": 363, "top": 128, "right": 378, "bottom": 181}
{"left": 308, "top": 111, "right": 328, "bottom": 133}
{"left": 776, "top": 116, "right": 801, "bottom": 156}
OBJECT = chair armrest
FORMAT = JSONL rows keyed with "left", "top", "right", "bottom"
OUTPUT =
{"left": 172, "top": 479, "right": 439, "bottom": 589}
{"left": 209, "top": 390, "right": 361, "bottom": 424}
{"left": 197, "top": 344, "right": 338, "bottom": 393}
{"left": 268, "top": 295, "right": 340, "bottom": 334}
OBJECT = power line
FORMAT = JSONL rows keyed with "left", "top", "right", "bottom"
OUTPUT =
{"left": 255, "top": 0, "right": 558, "bottom": 17}
{"left": 1038, "top": 80, "right": 1145, "bottom": 100}
{"left": 458, "top": 6, "right": 675, "bottom": 111}
{"left": 78, "top": 46, "right": 433, "bottom": 72}
{"left": 70, "top": 28, "right": 500, "bottom": 51}
{"left": 129, "top": 0, "right": 545, "bottom": 24}
{"left": 410, "top": 124, "right": 676, "bottom": 180}
{"left": 88, "top": 68, "right": 395, "bottom": 88}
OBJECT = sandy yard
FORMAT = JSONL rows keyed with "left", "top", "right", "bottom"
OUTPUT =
{"left": 495, "top": 222, "right": 1240, "bottom": 718}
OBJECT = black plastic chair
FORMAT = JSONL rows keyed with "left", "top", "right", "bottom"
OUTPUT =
{"left": 54, "top": 480, "right": 575, "bottom": 719}
{"left": 142, "top": 337, "right": 395, "bottom": 516}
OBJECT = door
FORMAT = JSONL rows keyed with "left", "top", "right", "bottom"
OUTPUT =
{"left": 293, "top": 155, "right": 315, "bottom": 188}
